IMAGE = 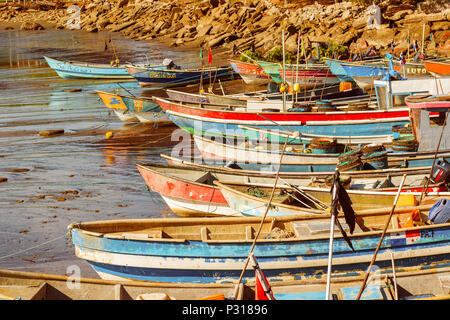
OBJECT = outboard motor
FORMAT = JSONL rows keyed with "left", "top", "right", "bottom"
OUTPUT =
{"left": 430, "top": 158, "right": 450, "bottom": 184}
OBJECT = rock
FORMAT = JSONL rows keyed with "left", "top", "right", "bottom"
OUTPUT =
{"left": 20, "top": 21, "right": 44, "bottom": 31}
{"left": 39, "top": 129, "right": 64, "bottom": 137}
{"left": 116, "top": 0, "right": 129, "bottom": 9}
{"left": 208, "top": 32, "right": 231, "bottom": 47}
{"left": 361, "top": 27, "right": 397, "bottom": 49}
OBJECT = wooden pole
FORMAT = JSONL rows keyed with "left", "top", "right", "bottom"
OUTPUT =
{"left": 325, "top": 168, "right": 339, "bottom": 300}
{"left": 355, "top": 174, "right": 407, "bottom": 300}
{"left": 295, "top": 30, "right": 301, "bottom": 104}
{"left": 421, "top": 24, "right": 425, "bottom": 55}
{"left": 282, "top": 29, "right": 286, "bottom": 112}
{"left": 232, "top": 138, "right": 290, "bottom": 299}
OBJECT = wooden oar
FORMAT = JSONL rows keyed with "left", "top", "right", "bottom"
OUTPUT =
{"left": 232, "top": 138, "right": 290, "bottom": 299}
{"left": 355, "top": 174, "right": 407, "bottom": 300}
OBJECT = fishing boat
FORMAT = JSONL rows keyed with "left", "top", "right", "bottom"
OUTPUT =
{"left": 96, "top": 91, "right": 172, "bottom": 125}
{"left": 68, "top": 204, "right": 450, "bottom": 283}
{"left": 391, "top": 60, "right": 431, "bottom": 78}
{"left": 126, "top": 65, "right": 236, "bottom": 87}
{"left": 153, "top": 97, "right": 410, "bottom": 140}
{"left": 191, "top": 133, "right": 450, "bottom": 172}
{"left": 214, "top": 179, "right": 447, "bottom": 216}
{"left": 282, "top": 67, "right": 339, "bottom": 89}
{"left": 136, "top": 162, "right": 444, "bottom": 217}
{"left": 229, "top": 59, "right": 271, "bottom": 85}
{"left": 424, "top": 60, "right": 450, "bottom": 77}
{"left": 266, "top": 266, "right": 450, "bottom": 300}
{"left": 0, "top": 269, "right": 246, "bottom": 300}
{"left": 165, "top": 89, "right": 247, "bottom": 107}
{"left": 325, "top": 58, "right": 389, "bottom": 91}
{"left": 43, "top": 56, "right": 162, "bottom": 79}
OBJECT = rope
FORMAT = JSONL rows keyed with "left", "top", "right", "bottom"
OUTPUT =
{"left": 0, "top": 234, "right": 67, "bottom": 262}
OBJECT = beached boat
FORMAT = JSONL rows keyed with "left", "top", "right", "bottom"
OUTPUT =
{"left": 126, "top": 65, "right": 236, "bottom": 87}
{"left": 96, "top": 91, "right": 172, "bottom": 125}
{"left": 154, "top": 97, "right": 410, "bottom": 139}
{"left": 192, "top": 134, "right": 450, "bottom": 172}
{"left": 424, "top": 60, "right": 450, "bottom": 77}
{"left": 325, "top": 58, "right": 389, "bottom": 90}
{"left": 215, "top": 179, "right": 447, "bottom": 215}
{"left": 229, "top": 59, "right": 271, "bottom": 85}
{"left": 282, "top": 67, "right": 340, "bottom": 88}
{"left": 165, "top": 89, "right": 247, "bottom": 107}
{"left": 267, "top": 266, "right": 450, "bottom": 300}
{"left": 68, "top": 204, "right": 450, "bottom": 283}
{"left": 0, "top": 269, "right": 246, "bottom": 300}
{"left": 43, "top": 56, "right": 160, "bottom": 79}
{"left": 136, "top": 162, "right": 444, "bottom": 217}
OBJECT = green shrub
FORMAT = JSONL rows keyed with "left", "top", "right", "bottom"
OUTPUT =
{"left": 265, "top": 46, "right": 294, "bottom": 64}
{"left": 238, "top": 50, "right": 264, "bottom": 63}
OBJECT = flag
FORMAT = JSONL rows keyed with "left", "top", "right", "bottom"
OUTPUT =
{"left": 208, "top": 48, "right": 212, "bottom": 64}
{"left": 251, "top": 253, "right": 275, "bottom": 300}
{"left": 413, "top": 40, "right": 417, "bottom": 52}
{"left": 200, "top": 48, "right": 203, "bottom": 59}
{"left": 330, "top": 169, "right": 356, "bottom": 252}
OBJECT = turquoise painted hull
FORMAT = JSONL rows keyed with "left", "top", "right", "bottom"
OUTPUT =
{"left": 70, "top": 218, "right": 450, "bottom": 284}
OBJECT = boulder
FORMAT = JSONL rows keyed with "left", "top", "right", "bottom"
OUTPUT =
{"left": 20, "top": 21, "right": 44, "bottom": 31}
{"left": 361, "top": 27, "right": 397, "bottom": 50}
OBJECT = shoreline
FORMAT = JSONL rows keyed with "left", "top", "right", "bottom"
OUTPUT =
{"left": 0, "top": 1, "right": 448, "bottom": 60}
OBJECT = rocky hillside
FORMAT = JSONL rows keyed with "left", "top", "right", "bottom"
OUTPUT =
{"left": 0, "top": 0, "right": 449, "bottom": 58}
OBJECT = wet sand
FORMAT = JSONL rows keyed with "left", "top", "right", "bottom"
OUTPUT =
{"left": 0, "top": 27, "right": 264, "bottom": 279}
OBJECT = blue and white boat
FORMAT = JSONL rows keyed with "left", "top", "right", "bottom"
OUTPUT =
{"left": 68, "top": 206, "right": 450, "bottom": 284}
{"left": 44, "top": 56, "right": 165, "bottom": 79}
{"left": 126, "top": 65, "right": 236, "bottom": 87}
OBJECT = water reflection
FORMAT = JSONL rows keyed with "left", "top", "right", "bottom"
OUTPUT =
{"left": 0, "top": 28, "right": 194, "bottom": 275}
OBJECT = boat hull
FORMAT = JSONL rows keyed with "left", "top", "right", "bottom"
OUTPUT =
{"left": 44, "top": 56, "right": 133, "bottom": 79}
{"left": 229, "top": 59, "right": 271, "bottom": 85}
{"left": 70, "top": 216, "right": 450, "bottom": 284}
{"left": 155, "top": 98, "right": 410, "bottom": 139}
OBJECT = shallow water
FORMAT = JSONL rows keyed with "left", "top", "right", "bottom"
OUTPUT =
{"left": 0, "top": 29, "right": 205, "bottom": 277}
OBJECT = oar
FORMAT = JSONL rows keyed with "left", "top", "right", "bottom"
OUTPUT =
{"left": 278, "top": 177, "right": 329, "bottom": 210}
{"left": 355, "top": 174, "right": 407, "bottom": 300}
{"left": 232, "top": 138, "right": 289, "bottom": 299}
{"left": 256, "top": 113, "right": 298, "bottom": 138}
{"left": 116, "top": 82, "right": 136, "bottom": 98}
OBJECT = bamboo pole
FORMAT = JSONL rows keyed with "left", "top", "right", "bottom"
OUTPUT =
{"left": 355, "top": 174, "right": 407, "bottom": 300}
{"left": 232, "top": 138, "right": 290, "bottom": 299}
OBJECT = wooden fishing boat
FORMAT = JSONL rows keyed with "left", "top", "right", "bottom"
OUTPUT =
{"left": 238, "top": 124, "right": 394, "bottom": 145}
{"left": 43, "top": 56, "right": 161, "bottom": 79}
{"left": 325, "top": 58, "right": 389, "bottom": 91}
{"left": 391, "top": 60, "right": 431, "bottom": 78}
{"left": 266, "top": 266, "right": 450, "bottom": 300}
{"left": 424, "top": 60, "right": 450, "bottom": 77}
{"left": 0, "top": 269, "right": 246, "bottom": 300}
{"left": 192, "top": 134, "right": 450, "bottom": 172}
{"left": 96, "top": 90, "right": 171, "bottom": 125}
{"left": 229, "top": 59, "right": 271, "bottom": 85}
{"left": 126, "top": 65, "right": 236, "bottom": 87}
{"left": 68, "top": 204, "right": 450, "bottom": 283}
{"left": 215, "top": 179, "right": 448, "bottom": 215}
{"left": 136, "top": 163, "right": 444, "bottom": 217}
{"left": 282, "top": 67, "right": 339, "bottom": 88}
{"left": 165, "top": 89, "right": 247, "bottom": 107}
{"left": 153, "top": 97, "right": 410, "bottom": 140}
